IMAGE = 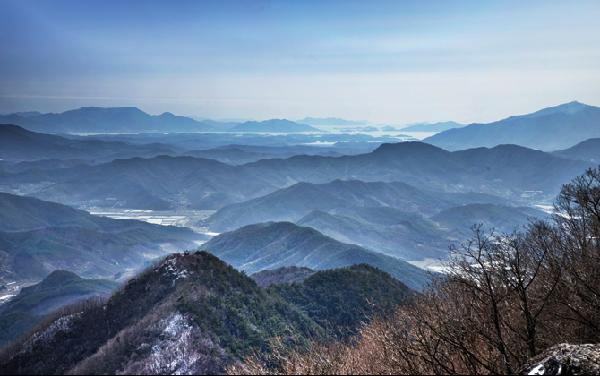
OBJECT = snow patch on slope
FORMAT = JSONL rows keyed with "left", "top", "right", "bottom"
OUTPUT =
{"left": 21, "top": 313, "right": 81, "bottom": 354}
{"left": 154, "top": 255, "right": 193, "bottom": 286}
{"left": 121, "top": 312, "right": 227, "bottom": 375}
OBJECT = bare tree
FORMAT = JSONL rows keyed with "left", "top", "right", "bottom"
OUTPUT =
{"left": 552, "top": 166, "right": 600, "bottom": 341}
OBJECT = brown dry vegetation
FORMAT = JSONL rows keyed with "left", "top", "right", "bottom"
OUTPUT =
{"left": 231, "top": 166, "right": 600, "bottom": 375}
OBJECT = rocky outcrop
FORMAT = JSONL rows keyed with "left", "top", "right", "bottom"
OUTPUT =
{"left": 520, "top": 343, "right": 600, "bottom": 375}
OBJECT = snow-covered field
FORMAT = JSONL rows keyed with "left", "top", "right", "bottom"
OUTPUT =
{"left": 0, "top": 294, "right": 16, "bottom": 303}
{"left": 89, "top": 209, "right": 215, "bottom": 233}
{"left": 0, "top": 281, "right": 28, "bottom": 305}
{"left": 408, "top": 258, "right": 450, "bottom": 273}
{"left": 534, "top": 204, "right": 555, "bottom": 214}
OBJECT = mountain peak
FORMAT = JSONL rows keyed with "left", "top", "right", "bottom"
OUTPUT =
{"left": 373, "top": 141, "right": 446, "bottom": 155}
{"left": 565, "top": 100, "right": 585, "bottom": 106}
{"left": 0, "top": 123, "right": 30, "bottom": 134}
{"left": 425, "top": 101, "right": 600, "bottom": 150}
{"left": 71, "top": 106, "right": 146, "bottom": 114}
{"left": 528, "top": 100, "right": 593, "bottom": 118}
{"left": 40, "top": 270, "right": 82, "bottom": 286}
{"left": 552, "top": 100, "right": 589, "bottom": 110}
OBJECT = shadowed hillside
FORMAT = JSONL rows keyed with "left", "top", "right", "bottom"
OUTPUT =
{"left": 0, "top": 270, "right": 117, "bottom": 347}
{"left": 0, "top": 193, "right": 203, "bottom": 283}
{"left": 0, "top": 252, "right": 413, "bottom": 374}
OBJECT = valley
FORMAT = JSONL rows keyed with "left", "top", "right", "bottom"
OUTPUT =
{"left": 2, "top": 1, "right": 600, "bottom": 374}
{"left": 1, "top": 102, "right": 600, "bottom": 374}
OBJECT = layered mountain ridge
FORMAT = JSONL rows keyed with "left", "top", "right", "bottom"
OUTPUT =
{"left": 0, "top": 192, "right": 202, "bottom": 283}
{"left": 0, "top": 251, "right": 412, "bottom": 374}
{"left": 425, "top": 101, "right": 600, "bottom": 150}
{"left": 201, "top": 221, "right": 432, "bottom": 291}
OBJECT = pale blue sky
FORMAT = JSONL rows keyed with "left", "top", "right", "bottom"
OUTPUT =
{"left": 1, "top": 0, "right": 599, "bottom": 124}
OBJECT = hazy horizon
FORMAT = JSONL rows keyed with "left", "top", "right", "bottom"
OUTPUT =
{"left": 1, "top": 0, "right": 599, "bottom": 124}
{"left": 1, "top": 99, "right": 597, "bottom": 127}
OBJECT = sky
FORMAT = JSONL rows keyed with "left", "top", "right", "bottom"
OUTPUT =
{"left": 0, "top": 0, "right": 599, "bottom": 125}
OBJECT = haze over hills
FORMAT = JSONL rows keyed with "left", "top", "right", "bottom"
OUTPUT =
{"left": 0, "top": 155, "right": 276, "bottom": 210}
{"left": 201, "top": 222, "right": 432, "bottom": 291}
{"left": 553, "top": 138, "right": 600, "bottom": 163}
{"left": 0, "top": 159, "right": 90, "bottom": 175}
{"left": 0, "top": 270, "right": 118, "bottom": 347}
{"left": 0, "top": 103, "right": 595, "bottom": 355}
{"left": 295, "top": 208, "right": 450, "bottom": 260}
{"left": 0, "top": 123, "right": 367, "bottom": 165}
{"left": 183, "top": 144, "right": 345, "bottom": 165}
{"left": 0, "top": 138, "right": 590, "bottom": 212}
{"left": 298, "top": 204, "right": 545, "bottom": 260}
{"left": 0, "top": 107, "right": 220, "bottom": 134}
{"left": 203, "top": 178, "right": 548, "bottom": 260}
{"left": 298, "top": 117, "right": 365, "bottom": 127}
{"left": 205, "top": 179, "right": 509, "bottom": 233}
{"left": 4, "top": 101, "right": 598, "bottom": 153}
{"left": 0, "top": 105, "right": 598, "bottom": 373}
{"left": 0, "top": 108, "right": 324, "bottom": 135}
{"left": 241, "top": 141, "right": 590, "bottom": 201}
{"left": 0, "top": 124, "right": 177, "bottom": 162}
{"left": 46, "top": 131, "right": 399, "bottom": 155}
{"left": 0, "top": 252, "right": 413, "bottom": 374}
{"left": 227, "top": 119, "right": 320, "bottom": 133}
{"left": 431, "top": 203, "right": 547, "bottom": 236}
{"left": 425, "top": 101, "right": 600, "bottom": 151}
{"left": 0, "top": 192, "right": 202, "bottom": 283}
{"left": 2, "top": 0, "right": 600, "bottom": 372}
{"left": 400, "top": 121, "right": 464, "bottom": 132}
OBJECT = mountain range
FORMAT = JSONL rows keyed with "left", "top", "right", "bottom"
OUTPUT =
{"left": 295, "top": 208, "right": 448, "bottom": 260}
{"left": 0, "top": 192, "right": 202, "bottom": 283}
{"left": 425, "top": 101, "right": 600, "bottom": 150}
{"left": 24, "top": 129, "right": 397, "bottom": 155}
{"left": 400, "top": 121, "right": 464, "bottom": 132}
{"left": 240, "top": 141, "right": 589, "bottom": 202}
{"left": 298, "top": 117, "right": 365, "bottom": 127}
{"left": 0, "top": 155, "right": 275, "bottom": 210}
{"left": 1, "top": 100, "right": 599, "bottom": 374}
{"left": 227, "top": 119, "right": 319, "bottom": 133}
{"left": 182, "top": 144, "right": 345, "bottom": 165}
{"left": 0, "top": 124, "right": 176, "bottom": 162}
{"left": 0, "top": 270, "right": 117, "bottom": 347}
{"left": 3, "top": 101, "right": 599, "bottom": 152}
{"left": 1, "top": 139, "right": 590, "bottom": 212}
{"left": 0, "top": 123, "right": 357, "bottom": 165}
{"left": 431, "top": 203, "right": 547, "bottom": 236}
{"left": 553, "top": 138, "right": 600, "bottom": 163}
{"left": 205, "top": 179, "right": 509, "bottom": 232}
{"left": 0, "top": 107, "right": 218, "bottom": 134}
{"left": 201, "top": 221, "right": 432, "bottom": 291}
{"left": 0, "top": 107, "right": 324, "bottom": 135}
{"left": 0, "top": 252, "right": 412, "bottom": 374}
{"left": 203, "top": 179, "right": 547, "bottom": 260}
